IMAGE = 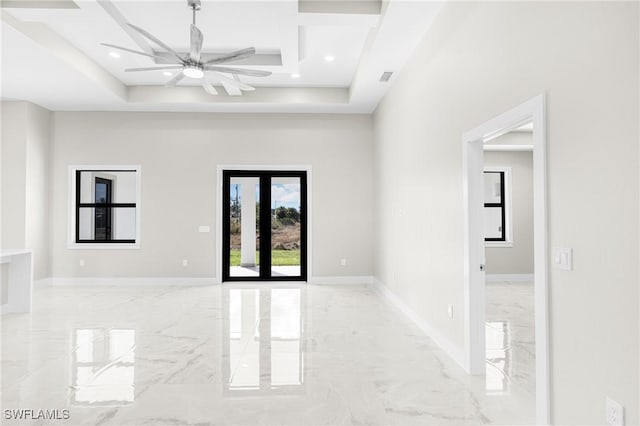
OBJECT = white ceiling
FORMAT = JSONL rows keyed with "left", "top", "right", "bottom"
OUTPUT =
{"left": 1, "top": 0, "right": 442, "bottom": 113}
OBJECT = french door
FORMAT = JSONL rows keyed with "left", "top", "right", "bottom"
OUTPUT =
{"left": 222, "top": 170, "right": 307, "bottom": 282}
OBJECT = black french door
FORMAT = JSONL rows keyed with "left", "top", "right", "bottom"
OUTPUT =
{"left": 222, "top": 170, "right": 307, "bottom": 282}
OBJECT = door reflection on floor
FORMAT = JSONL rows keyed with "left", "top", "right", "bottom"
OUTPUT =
{"left": 72, "top": 329, "right": 135, "bottom": 406}
{"left": 222, "top": 287, "right": 305, "bottom": 396}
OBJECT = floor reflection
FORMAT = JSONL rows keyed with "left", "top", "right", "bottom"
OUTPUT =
{"left": 72, "top": 329, "right": 135, "bottom": 406}
{"left": 223, "top": 287, "right": 305, "bottom": 396}
{"left": 485, "top": 320, "right": 510, "bottom": 394}
{"left": 484, "top": 280, "right": 536, "bottom": 405}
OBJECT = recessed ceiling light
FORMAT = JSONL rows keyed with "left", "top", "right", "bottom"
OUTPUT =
{"left": 163, "top": 71, "right": 173, "bottom": 77}
{"left": 109, "top": 51, "right": 121, "bottom": 59}
{"left": 324, "top": 55, "right": 335, "bottom": 62}
{"left": 291, "top": 73, "right": 300, "bottom": 79}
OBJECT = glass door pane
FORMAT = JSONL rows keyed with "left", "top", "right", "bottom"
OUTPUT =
{"left": 270, "top": 177, "right": 301, "bottom": 278}
{"left": 229, "top": 177, "right": 260, "bottom": 278}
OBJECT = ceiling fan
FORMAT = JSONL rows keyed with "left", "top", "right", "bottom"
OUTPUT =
{"left": 101, "top": 0, "right": 271, "bottom": 96}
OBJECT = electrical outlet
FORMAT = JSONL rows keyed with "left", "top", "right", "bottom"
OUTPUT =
{"left": 447, "top": 304, "right": 454, "bottom": 319}
{"left": 606, "top": 397, "right": 624, "bottom": 426}
{"left": 340, "top": 258, "right": 347, "bottom": 266}
{"left": 79, "top": 259, "right": 85, "bottom": 267}
{"left": 182, "top": 259, "right": 188, "bottom": 267}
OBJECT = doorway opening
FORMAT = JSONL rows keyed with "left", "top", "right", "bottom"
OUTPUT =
{"left": 94, "top": 177, "right": 113, "bottom": 241}
{"left": 222, "top": 170, "right": 307, "bottom": 282}
{"left": 462, "top": 95, "right": 549, "bottom": 424}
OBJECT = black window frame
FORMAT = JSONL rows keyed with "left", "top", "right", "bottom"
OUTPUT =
{"left": 222, "top": 170, "right": 308, "bottom": 282}
{"left": 75, "top": 169, "right": 137, "bottom": 244}
{"left": 483, "top": 170, "right": 506, "bottom": 242}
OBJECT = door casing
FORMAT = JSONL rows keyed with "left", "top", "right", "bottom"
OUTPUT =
{"left": 217, "top": 165, "right": 312, "bottom": 283}
{"left": 462, "top": 94, "right": 549, "bottom": 424}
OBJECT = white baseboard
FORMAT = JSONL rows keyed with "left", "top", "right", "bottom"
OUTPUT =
{"left": 308, "top": 276, "right": 373, "bottom": 285}
{"left": 485, "top": 273, "right": 534, "bottom": 283}
{"left": 43, "top": 276, "right": 372, "bottom": 286}
{"left": 48, "top": 277, "right": 218, "bottom": 286}
{"left": 373, "top": 278, "right": 465, "bottom": 370}
{"left": 34, "top": 277, "right": 54, "bottom": 287}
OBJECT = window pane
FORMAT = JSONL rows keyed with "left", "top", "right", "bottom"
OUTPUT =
{"left": 229, "top": 177, "right": 260, "bottom": 278}
{"left": 79, "top": 171, "right": 137, "bottom": 204}
{"left": 271, "top": 177, "right": 301, "bottom": 278}
{"left": 78, "top": 207, "right": 136, "bottom": 241}
{"left": 484, "top": 206, "right": 503, "bottom": 239}
{"left": 484, "top": 172, "right": 502, "bottom": 204}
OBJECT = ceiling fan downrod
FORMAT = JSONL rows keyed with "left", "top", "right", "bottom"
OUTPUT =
{"left": 188, "top": 0, "right": 201, "bottom": 25}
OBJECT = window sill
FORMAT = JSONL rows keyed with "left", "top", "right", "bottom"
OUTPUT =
{"left": 67, "top": 243, "right": 140, "bottom": 250}
{"left": 485, "top": 241, "right": 513, "bottom": 248}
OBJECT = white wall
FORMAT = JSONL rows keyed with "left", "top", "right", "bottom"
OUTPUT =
{"left": 50, "top": 113, "right": 373, "bottom": 279}
{"left": 1, "top": 101, "right": 51, "bottom": 280}
{"left": 485, "top": 143, "right": 533, "bottom": 275}
{"left": 1, "top": 102, "right": 27, "bottom": 250}
{"left": 373, "top": 2, "right": 638, "bottom": 424}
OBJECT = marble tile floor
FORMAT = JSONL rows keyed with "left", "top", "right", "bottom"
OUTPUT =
{"left": 1, "top": 282, "right": 535, "bottom": 425}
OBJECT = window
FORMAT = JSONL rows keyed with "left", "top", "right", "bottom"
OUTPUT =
{"left": 69, "top": 166, "right": 140, "bottom": 248}
{"left": 484, "top": 167, "right": 511, "bottom": 246}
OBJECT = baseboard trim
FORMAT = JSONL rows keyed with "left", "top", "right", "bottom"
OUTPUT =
{"left": 34, "top": 277, "right": 54, "bottom": 287}
{"left": 485, "top": 273, "right": 534, "bottom": 283}
{"left": 309, "top": 276, "right": 373, "bottom": 285}
{"left": 43, "top": 276, "right": 372, "bottom": 286}
{"left": 373, "top": 278, "right": 465, "bottom": 370}
{"left": 49, "top": 277, "right": 218, "bottom": 286}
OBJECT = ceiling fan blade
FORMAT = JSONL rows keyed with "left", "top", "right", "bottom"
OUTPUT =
{"left": 101, "top": 43, "right": 172, "bottom": 62}
{"left": 190, "top": 24, "right": 203, "bottom": 62}
{"left": 210, "top": 72, "right": 255, "bottom": 91}
{"left": 232, "top": 74, "right": 256, "bottom": 92}
{"left": 204, "top": 47, "right": 256, "bottom": 65}
{"left": 205, "top": 66, "right": 271, "bottom": 77}
{"left": 166, "top": 73, "right": 185, "bottom": 87}
{"left": 220, "top": 79, "right": 242, "bottom": 97}
{"left": 202, "top": 80, "right": 218, "bottom": 95}
{"left": 125, "top": 66, "right": 184, "bottom": 72}
{"left": 127, "top": 23, "right": 185, "bottom": 63}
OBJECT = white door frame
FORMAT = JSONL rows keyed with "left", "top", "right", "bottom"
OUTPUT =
{"left": 215, "top": 165, "right": 313, "bottom": 284}
{"left": 462, "top": 94, "right": 550, "bottom": 424}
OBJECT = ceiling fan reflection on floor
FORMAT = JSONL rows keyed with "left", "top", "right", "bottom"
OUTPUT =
{"left": 101, "top": 0, "right": 271, "bottom": 96}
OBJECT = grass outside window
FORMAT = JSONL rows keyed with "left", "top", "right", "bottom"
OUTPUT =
{"left": 230, "top": 249, "right": 300, "bottom": 266}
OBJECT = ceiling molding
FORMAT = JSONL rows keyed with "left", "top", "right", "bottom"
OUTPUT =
{"left": 0, "top": 0, "right": 78, "bottom": 9}
{"left": 128, "top": 86, "right": 349, "bottom": 104}
{"left": 152, "top": 51, "right": 283, "bottom": 67}
{"left": 1, "top": 1, "right": 443, "bottom": 112}
{"left": 96, "top": 0, "right": 154, "bottom": 56}
{"left": 1, "top": 10, "right": 127, "bottom": 100}
{"left": 298, "top": 1, "right": 381, "bottom": 15}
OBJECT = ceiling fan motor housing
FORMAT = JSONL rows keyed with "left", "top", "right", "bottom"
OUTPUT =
{"left": 188, "top": 0, "right": 201, "bottom": 11}
{"left": 183, "top": 62, "right": 204, "bottom": 78}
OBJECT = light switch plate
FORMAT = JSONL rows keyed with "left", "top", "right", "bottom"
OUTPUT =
{"left": 198, "top": 225, "right": 210, "bottom": 233}
{"left": 552, "top": 247, "right": 572, "bottom": 271}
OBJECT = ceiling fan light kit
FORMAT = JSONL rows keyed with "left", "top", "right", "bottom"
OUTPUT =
{"left": 101, "top": 0, "right": 271, "bottom": 96}
{"left": 183, "top": 64, "right": 204, "bottom": 79}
